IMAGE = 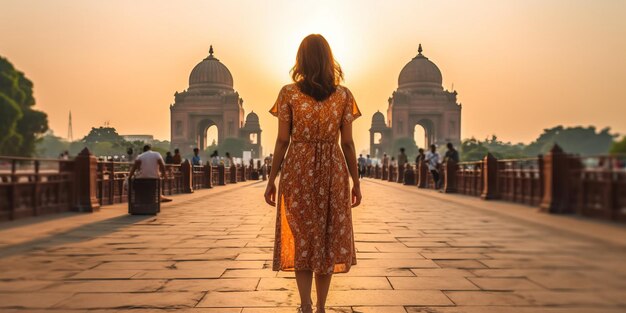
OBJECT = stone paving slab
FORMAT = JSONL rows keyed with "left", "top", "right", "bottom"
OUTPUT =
{"left": 0, "top": 179, "right": 625, "bottom": 312}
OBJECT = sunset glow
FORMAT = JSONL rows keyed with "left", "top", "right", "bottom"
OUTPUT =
{"left": 1, "top": 0, "right": 625, "bottom": 153}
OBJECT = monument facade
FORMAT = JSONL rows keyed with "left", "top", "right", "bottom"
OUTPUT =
{"left": 370, "top": 44, "right": 461, "bottom": 158}
{"left": 170, "top": 46, "right": 262, "bottom": 158}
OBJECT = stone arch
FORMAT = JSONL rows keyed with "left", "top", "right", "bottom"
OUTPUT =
{"left": 196, "top": 119, "right": 219, "bottom": 151}
{"left": 413, "top": 118, "right": 436, "bottom": 148}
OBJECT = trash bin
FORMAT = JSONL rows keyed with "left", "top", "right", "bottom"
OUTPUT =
{"left": 128, "top": 178, "right": 160, "bottom": 215}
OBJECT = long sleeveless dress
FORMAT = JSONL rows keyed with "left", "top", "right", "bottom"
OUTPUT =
{"left": 269, "top": 83, "right": 361, "bottom": 274}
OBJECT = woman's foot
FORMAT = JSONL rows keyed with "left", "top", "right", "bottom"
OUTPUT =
{"left": 296, "top": 303, "right": 313, "bottom": 313}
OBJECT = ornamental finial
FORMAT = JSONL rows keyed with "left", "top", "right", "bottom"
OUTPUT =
{"left": 209, "top": 45, "right": 214, "bottom": 56}
{"left": 418, "top": 43, "right": 423, "bottom": 55}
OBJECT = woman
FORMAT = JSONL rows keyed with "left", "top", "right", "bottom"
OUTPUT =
{"left": 264, "top": 34, "right": 362, "bottom": 313}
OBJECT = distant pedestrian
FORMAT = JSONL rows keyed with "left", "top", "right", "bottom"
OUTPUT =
{"left": 365, "top": 154, "right": 372, "bottom": 176}
{"left": 397, "top": 147, "right": 408, "bottom": 183}
{"left": 172, "top": 148, "right": 182, "bottom": 164}
{"left": 444, "top": 142, "right": 460, "bottom": 163}
{"left": 211, "top": 150, "right": 220, "bottom": 166}
{"left": 382, "top": 153, "right": 389, "bottom": 167}
{"left": 415, "top": 148, "right": 425, "bottom": 165}
{"left": 357, "top": 154, "right": 366, "bottom": 178}
{"left": 164, "top": 151, "right": 174, "bottom": 164}
{"left": 191, "top": 148, "right": 202, "bottom": 166}
{"left": 425, "top": 144, "right": 441, "bottom": 188}
{"left": 225, "top": 152, "right": 234, "bottom": 167}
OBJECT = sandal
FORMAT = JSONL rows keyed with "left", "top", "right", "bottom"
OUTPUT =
{"left": 296, "top": 298, "right": 314, "bottom": 313}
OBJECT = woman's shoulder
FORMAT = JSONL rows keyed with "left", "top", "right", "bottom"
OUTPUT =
{"left": 280, "top": 83, "right": 297, "bottom": 93}
{"left": 336, "top": 85, "right": 354, "bottom": 98}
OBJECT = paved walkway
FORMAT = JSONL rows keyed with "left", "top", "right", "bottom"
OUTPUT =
{"left": 0, "top": 179, "right": 625, "bottom": 313}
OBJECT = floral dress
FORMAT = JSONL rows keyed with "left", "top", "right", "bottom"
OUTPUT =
{"left": 269, "top": 83, "right": 361, "bottom": 274}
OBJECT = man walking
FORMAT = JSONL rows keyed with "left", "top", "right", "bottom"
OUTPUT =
{"left": 444, "top": 142, "right": 460, "bottom": 163}
{"left": 191, "top": 147, "right": 202, "bottom": 166}
{"left": 129, "top": 144, "right": 172, "bottom": 202}
{"left": 425, "top": 144, "right": 441, "bottom": 189}
{"left": 357, "top": 154, "right": 366, "bottom": 179}
{"left": 397, "top": 147, "right": 408, "bottom": 183}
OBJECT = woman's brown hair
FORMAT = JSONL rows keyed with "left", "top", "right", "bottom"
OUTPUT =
{"left": 291, "top": 34, "right": 344, "bottom": 102}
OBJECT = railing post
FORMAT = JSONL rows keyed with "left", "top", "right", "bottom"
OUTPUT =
{"left": 540, "top": 144, "right": 572, "bottom": 213}
{"left": 180, "top": 160, "right": 193, "bottom": 193}
{"left": 417, "top": 161, "right": 428, "bottom": 188}
{"left": 397, "top": 163, "right": 405, "bottom": 183}
{"left": 218, "top": 164, "right": 226, "bottom": 185}
{"left": 403, "top": 164, "right": 415, "bottom": 185}
{"left": 382, "top": 163, "right": 388, "bottom": 180}
{"left": 481, "top": 153, "right": 499, "bottom": 200}
{"left": 230, "top": 165, "right": 237, "bottom": 183}
{"left": 73, "top": 148, "right": 100, "bottom": 212}
{"left": 444, "top": 160, "right": 458, "bottom": 193}
{"left": 204, "top": 164, "right": 213, "bottom": 188}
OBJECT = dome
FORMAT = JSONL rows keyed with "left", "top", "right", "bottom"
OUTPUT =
{"left": 372, "top": 111, "right": 385, "bottom": 124}
{"left": 371, "top": 111, "right": 387, "bottom": 127}
{"left": 246, "top": 111, "right": 259, "bottom": 122}
{"left": 243, "top": 111, "right": 261, "bottom": 130}
{"left": 398, "top": 44, "right": 443, "bottom": 91}
{"left": 188, "top": 46, "right": 234, "bottom": 91}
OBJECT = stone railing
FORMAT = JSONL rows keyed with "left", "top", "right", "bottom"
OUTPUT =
{"left": 366, "top": 145, "right": 626, "bottom": 223}
{"left": 0, "top": 148, "right": 261, "bottom": 222}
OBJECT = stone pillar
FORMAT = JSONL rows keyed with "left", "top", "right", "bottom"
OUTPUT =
{"left": 443, "top": 160, "right": 458, "bottom": 193}
{"left": 180, "top": 160, "right": 193, "bottom": 193}
{"left": 540, "top": 144, "right": 572, "bottom": 213}
{"left": 73, "top": 148, "right": 100, "bottom": 212}
{"left": 417, "top": 161, "right": 428, "bottom": 188}
{"left": 481, "top": 153, "right": 498, "bottom": 200}
{"left": 218, "top": 164, "right": 226, "bottom": 186}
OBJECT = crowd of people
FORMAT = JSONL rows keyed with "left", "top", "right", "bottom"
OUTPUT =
{"left": 357, "top": 142, "right": 460, "bottom": 190}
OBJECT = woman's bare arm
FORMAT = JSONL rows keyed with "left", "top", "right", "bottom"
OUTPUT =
{"left": 340, "top": 121, "right": 362, "bottom": 207}
{"left": 264, "top": 118, "right": 291, "bottom": 206}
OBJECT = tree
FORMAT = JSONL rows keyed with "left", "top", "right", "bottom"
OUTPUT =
{"left": 0, "top": 56, "right": 49, "bottom": 156}
{"left": 36, "top": 131, "right": 70, "bottom": 158}
{"left": 460, "top": 137, "right": 489, "bottom": 161}
{"left": 524, "top": 126, "right": 616, "bottom": 156}
{"left": 82, "top": 126, "right": 125, "bottom": 144}
{"left": 610, "top": 136, "right": 626, "bottom": 154}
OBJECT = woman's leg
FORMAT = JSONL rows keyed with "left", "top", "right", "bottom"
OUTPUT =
{"left": 314, "top": 272, "right": 333, "bottom": 312}
{"left": 295, "top": 269, "right": 314, "bottom": 312}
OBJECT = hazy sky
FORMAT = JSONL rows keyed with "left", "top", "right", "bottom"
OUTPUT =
{"left": 1, "top": 0, "right": 625, "bottom": 153}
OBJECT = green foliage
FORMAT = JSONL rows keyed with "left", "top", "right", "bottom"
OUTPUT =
{"left": 36, "top": 131, "right": 70, "bottom": 158}
{"left": 391, "top": 137, "right": 418, "bottom": 162}
{"left": 460, "top": 127, "right": 617, "bottom": 161}
{"left": 460, "top": 138, "right": 489, "bottom": 161}
{"left": 525, "top": 126, "right": 615, "bottom": 156}
{"left": 0, "top": 56, "right": 49, "bottom": 156}
{"left": 610, "top": 136, "right": 626, "bottom": 154}
{"left": 82, "top": 127, "right": 125, "bottom": 144}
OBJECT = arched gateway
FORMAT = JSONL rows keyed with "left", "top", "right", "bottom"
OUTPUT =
{"left": 369, "top": 44, "right": 461, "bottom": 159}
{"left": 170, "top": 46, "right": 262, "bottom": 158}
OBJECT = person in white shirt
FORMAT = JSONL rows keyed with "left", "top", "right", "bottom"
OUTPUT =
{"left": 424, "top": 144, "right": 441, "bottom": 189}
{"left": 129, "top": 144, "right": 172, "bottom": 202}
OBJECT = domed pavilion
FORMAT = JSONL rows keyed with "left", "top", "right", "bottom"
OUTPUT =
{"left": 369, "top": 44, "right": 461, "bottom": 158}
{"left": 170, "top": 46, "right": 262, "bottom": 158}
